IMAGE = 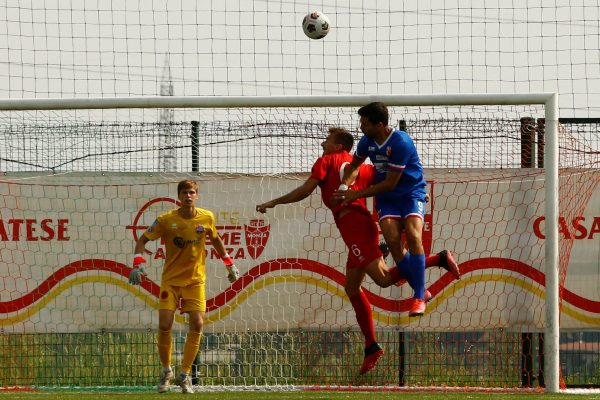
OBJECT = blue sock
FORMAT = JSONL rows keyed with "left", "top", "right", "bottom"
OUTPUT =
{"left": 409, "top": 253, "right": 426, "bottom": 299}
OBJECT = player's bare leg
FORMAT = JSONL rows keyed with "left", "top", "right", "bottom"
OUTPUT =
{"left": 378, "top": 218, "right": 406, "bottom": 264}
{"left": 157, "top": 309, "right": 176, "bottom": 392}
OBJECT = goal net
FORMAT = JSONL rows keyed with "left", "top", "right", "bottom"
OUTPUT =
{"left": 1, "top": 95, "right": 597, "bottom": 391}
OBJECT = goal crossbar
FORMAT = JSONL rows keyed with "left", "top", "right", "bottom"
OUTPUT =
{"left": 0, "top": 93, "right": 556, "bottom": 110}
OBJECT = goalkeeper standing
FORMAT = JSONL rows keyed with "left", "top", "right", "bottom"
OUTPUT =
{"left": 256, "top": 128, "right": 458, "bottom": 375}
{"left": 129, "top": 179, "right": 239, "bottom": 394}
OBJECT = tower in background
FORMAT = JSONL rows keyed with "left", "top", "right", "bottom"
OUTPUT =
{"left": 159, "top": 55, "right": 176, "bottom": 171}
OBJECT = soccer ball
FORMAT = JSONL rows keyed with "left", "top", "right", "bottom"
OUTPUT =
{"left": 302, "top": 11, "right": 330, "bottom": 40}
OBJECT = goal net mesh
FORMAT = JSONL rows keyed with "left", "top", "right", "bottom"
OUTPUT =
{"left": 1, "top": 104, "right": 598, "bottom": 389}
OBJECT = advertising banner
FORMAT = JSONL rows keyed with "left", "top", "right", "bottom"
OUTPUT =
{"left": 0, "top": 171, "right": 598, "bottom": 333}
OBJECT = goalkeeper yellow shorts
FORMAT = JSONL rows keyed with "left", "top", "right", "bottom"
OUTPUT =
{"left": 159, "top": 282, "right": 206, "bottom": 313}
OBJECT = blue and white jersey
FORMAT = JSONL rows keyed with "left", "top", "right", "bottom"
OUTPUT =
{"left": 355, "top": 129, "right": 427, "bottom": 201}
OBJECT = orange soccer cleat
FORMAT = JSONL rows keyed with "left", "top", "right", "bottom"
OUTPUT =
{"left": 409, "top": 298, "right": 427, "bottom": 317}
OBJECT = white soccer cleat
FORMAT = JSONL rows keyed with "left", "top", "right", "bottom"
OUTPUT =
{"left": 176, "top": 372, "right": 194, "bottom": 394}
{"left": 157, "top": 367, "right": 173, "bottom": 393}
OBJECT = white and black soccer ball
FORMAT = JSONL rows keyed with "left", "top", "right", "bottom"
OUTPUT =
{"left": 302, "top": 11, "right": 330, "bottom": 40}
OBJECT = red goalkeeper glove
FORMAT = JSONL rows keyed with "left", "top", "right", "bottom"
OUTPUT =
{"left": 128, "top": 254, "right": 147, "bottom": 285}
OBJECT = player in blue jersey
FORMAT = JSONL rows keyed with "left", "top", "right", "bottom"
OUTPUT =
{"left": 257, "top": 127, "right": 458, "bottom": 374}
{"left": 334, "top": 102, "right": 431, "bottom": 317}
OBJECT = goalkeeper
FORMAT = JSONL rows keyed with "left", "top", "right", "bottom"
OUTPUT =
{"left": 129, "top": 179, "right": 239, "bottom": 394}
{"left": 256, "top": 128, "right": 459, "bottom": 376}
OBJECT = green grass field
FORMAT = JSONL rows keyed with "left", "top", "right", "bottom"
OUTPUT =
{"left": 2, "top": 391, "right": 600, "bottom": 400}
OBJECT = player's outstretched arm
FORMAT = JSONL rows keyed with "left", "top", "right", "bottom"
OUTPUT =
{"left": 256, "top": 178, "right": 319, "bottom": 213}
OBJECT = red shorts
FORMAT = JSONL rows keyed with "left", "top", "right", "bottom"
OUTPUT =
{"left": 335, "top": 209, "right": 381, "bottom": 270}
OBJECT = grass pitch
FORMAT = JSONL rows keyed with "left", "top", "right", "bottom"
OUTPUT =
{"left": 1, "top": 391, "right": 600, "bottom": 400}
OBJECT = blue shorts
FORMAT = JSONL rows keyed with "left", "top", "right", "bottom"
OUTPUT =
{"left": 376, "top": 196, "right": 425, "bottom": 221}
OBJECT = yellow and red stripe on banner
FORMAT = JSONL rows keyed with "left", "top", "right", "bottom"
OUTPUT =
{"left": 2, "top": 258, "right": 600, "bottom": 328}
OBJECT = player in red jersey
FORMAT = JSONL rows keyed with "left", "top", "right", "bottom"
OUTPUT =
{"left": 256, "top": 127, "right": 459, "bottom": 375}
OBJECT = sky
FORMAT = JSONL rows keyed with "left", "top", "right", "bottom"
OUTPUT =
{"left": 1, "top": 0, "right": 599, "bottom": 118}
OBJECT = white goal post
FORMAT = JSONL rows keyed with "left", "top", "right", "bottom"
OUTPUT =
{"left": 0, "top": 93, "right": 560, "bottom": 393}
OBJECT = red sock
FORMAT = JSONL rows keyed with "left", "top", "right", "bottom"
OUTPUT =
{"left": 349, "top": 291, "right": 376, "bottom": 348}
{"left": 425, "top": 253, "right": 440, "bottom": 268}
{"left": 390, "top": 265, "right": 407, "bottom": 286}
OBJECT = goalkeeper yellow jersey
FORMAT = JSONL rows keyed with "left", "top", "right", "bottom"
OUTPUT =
{"left": 143, "top": 207, "right": 216, "bottom": 286}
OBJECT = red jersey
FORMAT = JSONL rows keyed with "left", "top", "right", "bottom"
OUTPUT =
{"left": 309, "top": 151, "right": 375, "bottom": 216}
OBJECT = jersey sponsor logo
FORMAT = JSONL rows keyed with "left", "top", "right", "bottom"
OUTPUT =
{"left": 374, "top": 162, "right": 387, "bottom": 173}
{"left": 386, "top": 146, "right": 392, "bottom": 157}
{"left": 174, "top": 236, "right": 184, "bottom": 248}
{"left": 173, "top": 236, "right": 201, "bottom": 248}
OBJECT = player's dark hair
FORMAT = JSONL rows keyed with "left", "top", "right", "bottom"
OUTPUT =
{"left": 177, "top": 179, "right": 199, "bottom": 195}
{"left": 358, "top": 102, "right": 389, "bottom": 126}
{"left": 329, "top": 127, "right": 354, "bottom": 152}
